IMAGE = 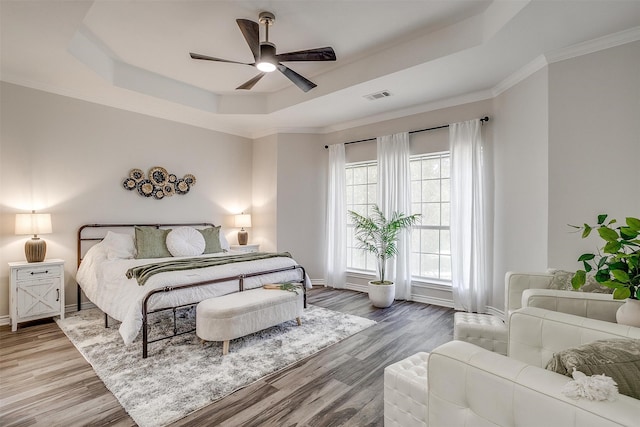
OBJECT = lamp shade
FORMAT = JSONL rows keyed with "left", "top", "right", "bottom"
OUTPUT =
{"left": 234, "top": 214, "right": 252, "bottom": 229}
{"left": 15, "top": 213, "right": 52, "bottom": 236}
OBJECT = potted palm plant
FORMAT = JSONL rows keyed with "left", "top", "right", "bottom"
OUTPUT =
{"left": 570, "top": 214, "right": 640, "bottom": 326}
{"left": 349, "top": 205, "right": 420, "bottom": 308}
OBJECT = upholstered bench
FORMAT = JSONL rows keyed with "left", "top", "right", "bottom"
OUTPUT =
{"left": 453, "top": 312, "right": 507, "bottom": 355}
{"left": 384, "top": 352, "right": 429, "bottom": 427}
{"left": 196, "top": 287, "right": 303, "bottom": 355}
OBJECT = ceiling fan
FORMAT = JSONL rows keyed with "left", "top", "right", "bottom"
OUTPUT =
{"left": 190, "top": 11, "right": 336, "bottom": 92}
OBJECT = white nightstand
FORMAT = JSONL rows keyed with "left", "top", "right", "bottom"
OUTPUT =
{"left": 230, "top": 244, "right": 260, "bottom": 253}
{"left": 9, "top": 259, "right": 65, "bottom": 331}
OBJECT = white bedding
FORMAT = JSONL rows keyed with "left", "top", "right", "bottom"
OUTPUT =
{"left": 76, "top": 243, "right": 311, "bottom": 345}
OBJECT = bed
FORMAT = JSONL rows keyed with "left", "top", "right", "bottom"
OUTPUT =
{"left": 76, "top": 223, "right": 309, "bottom": 358}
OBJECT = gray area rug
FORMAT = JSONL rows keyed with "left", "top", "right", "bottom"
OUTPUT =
{"left": 56, "top": 305, "right": 376, "bottom": 427}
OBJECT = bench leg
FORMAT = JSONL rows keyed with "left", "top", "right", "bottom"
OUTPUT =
{"left": 222, "top": 340, "right": 229, "bottom": 355}
{"left": 296, "top": 317, "right": 301, "bottom": 326}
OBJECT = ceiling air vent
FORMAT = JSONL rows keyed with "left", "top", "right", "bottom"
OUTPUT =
{"left": 364, "top": 90, "right": 392, "bottom": 101}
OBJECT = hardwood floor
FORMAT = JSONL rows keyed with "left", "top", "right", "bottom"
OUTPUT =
{"left": 1, "top": 287, "right": 454, "bottom": 426}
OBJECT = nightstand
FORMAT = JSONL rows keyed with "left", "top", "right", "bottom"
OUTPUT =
{"left": 230, "top": 244, "right": 260, "bottom": 253}
{"left": 9, "top": 259, "right": 65, "bottom": 331}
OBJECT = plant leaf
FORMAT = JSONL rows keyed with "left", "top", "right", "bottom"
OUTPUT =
{"left": 598, "top": 226, "right": 619, "bottom": 242}
{"left": 619, "top": 227, "right": 638, "bottom": 240}
{"left": 609, "top": 261, "right": 628, "bottom": 272}
{"left": 577, "top": 253, "right": 595, "bottom": 261}
{"left": 581, "top": 224, "right": 592, "bottom": 238}
{"left": 612, "top": 269, "right": 630, "bottom": 283}
{"left": 613, "top": 287, "right": 631, "bottom": 300}
{"left": 595, "top": 269, "right": 610, "bottom": 283}
{"left": 597, "top": 256, "right": 608, "bottom": 269}
{"left": 571, "top": 270, "right": 586, "bottom": 289}
{"left": 597, "top": 214, "right": 608, "bottom": 225}
{"left": 627, "top": 217, "right": 640, "bottom": 232}
{"left": 603, "top": 240, "right": 622, "bottom": 254}
{"left": 583, "top": 261, "right": 592, "bottom": 272}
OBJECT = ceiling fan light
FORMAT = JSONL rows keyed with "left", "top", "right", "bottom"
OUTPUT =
{"left": 256, "top": 61, "right": 277, "bottom": 72}
{"left": 257, "top": 42, "right": 277, "bottom": 72}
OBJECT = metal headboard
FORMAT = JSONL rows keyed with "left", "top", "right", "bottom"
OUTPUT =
{"left": 77, "top": 222, "right": 216, "bottom": 268}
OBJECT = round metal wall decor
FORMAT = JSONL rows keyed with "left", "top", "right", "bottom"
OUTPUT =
{"left": 122, "top": 167, "right": 196, "bottom": 200}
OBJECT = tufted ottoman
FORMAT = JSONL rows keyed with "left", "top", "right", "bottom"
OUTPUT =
{"left": 196, "top": 287, "right": 303, "bottom": 355}
{"left": 384, "top": 352, "right": 430, "bottom": 427}
{"left": 453, "top": 312, "right": 507, "bottom": 355}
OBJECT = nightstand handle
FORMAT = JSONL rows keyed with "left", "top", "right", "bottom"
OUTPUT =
{"left": 56, "top": 289, "right": 60, "bottom": 302}
{"left": 30, "top": 270, "right": 49, "bottom": 275}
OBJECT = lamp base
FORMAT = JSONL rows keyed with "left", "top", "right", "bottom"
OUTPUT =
{"left": 25, "top": 237, "right": 46, "bottom": 263}
{"left": 237, "top": 230, "right": 248, "bottom": 245}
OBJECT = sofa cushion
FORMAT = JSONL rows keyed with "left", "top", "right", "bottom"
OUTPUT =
{"left": 545, "top": 338, "right": 640, "bottom": 399}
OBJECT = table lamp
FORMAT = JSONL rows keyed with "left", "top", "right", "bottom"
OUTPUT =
{"left": 234, "top": 213, "right": 252, "bottom": 245}
{"left": 15, "top": 211, "right": 52, "bottom": 263}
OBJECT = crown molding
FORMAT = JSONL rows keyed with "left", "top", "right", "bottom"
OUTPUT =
{"left": 492, "top": 55, "right": 548, "bottom": 98}
{"left": 545, "top": 26, "right": 640, "bottom": 64}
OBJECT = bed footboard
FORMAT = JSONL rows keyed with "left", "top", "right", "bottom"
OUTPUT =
{"left": 140, "top": 264, "right": 307, "bottom": 358}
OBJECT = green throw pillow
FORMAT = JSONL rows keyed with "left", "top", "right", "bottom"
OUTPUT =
{"left": 546, "top": 338, "right": 640, "bottom": 399}
{"left": 134, "top": 226, "right": 172, "bottom": 259}
{"left": 198, "top": 226, "right": 223, "bottom": 254}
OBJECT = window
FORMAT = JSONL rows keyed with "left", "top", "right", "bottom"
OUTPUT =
{"left": 345, "top": 161, "right": 377, "bottom": 272}
{"left": 410, "top": 152, "right": 451, "bottom": 281}
{"left": 345, "top": 152, "right": 451, "bottom": 283}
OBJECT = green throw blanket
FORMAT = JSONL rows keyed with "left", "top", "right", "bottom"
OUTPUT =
{"left": 126, "top": 252, "right": 292, "bottom": 286}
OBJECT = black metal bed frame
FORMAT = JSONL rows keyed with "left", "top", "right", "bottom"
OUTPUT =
{"left": 77, "top": 223, "right": 307, "bottom": 358}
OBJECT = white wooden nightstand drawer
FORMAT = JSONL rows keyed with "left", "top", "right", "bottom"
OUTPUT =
{"left": 16, "top": 265, "right": 62, "bottom": 281}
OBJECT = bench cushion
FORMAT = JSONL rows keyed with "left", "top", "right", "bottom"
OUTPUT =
{"left": 196, "top": 288, "right": 303, "bottom": 343}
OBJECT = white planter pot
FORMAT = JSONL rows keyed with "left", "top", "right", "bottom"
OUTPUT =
{"left": 368, "top": 281, "right": 395, "bottom": 308}
{"left": 616, "top": 298, "right": 640, "bottom": 327}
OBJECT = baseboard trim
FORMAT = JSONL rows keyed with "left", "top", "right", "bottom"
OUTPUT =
{"left": 0, "top": 315, "right": 9, "bottom": 327}
{"left": 411, "top": 294, "right": 455, "bottom": 308}
{"left": 345, "top": 283, "right": 369, "bottom": 293}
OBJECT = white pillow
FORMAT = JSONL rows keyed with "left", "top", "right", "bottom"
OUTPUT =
{"left": 103, "top": 231, "right": 136, "bottom": 260}
{"left": 166, "top": 226, "right": 205, "bottom": 257}
{"left": 219, "top": 231, "right": 230, "bottom": 251}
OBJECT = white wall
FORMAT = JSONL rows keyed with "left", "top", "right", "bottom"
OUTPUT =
{"left": 0, "top": 82, "right": 253, "bottom": 316}
{"left": 491, "top": 67, "right": 549, "bottom": 310}
{"left": 276, "top": 133, "right": 327, "bottom": 281}
{"left": 251, "top": 134, "right": 278, "bottom": 251}
{"left": 547, "top": 41, "right": 640, "bottom": 270}
{"left": 251, "top": 133, "right": 327, "bottom": 280}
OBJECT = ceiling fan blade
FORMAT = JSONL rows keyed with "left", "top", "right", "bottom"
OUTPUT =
{"left": 236, "top": 73, "right": 266, "bottom": 90}
{"left": 275, "top": 47, "right": 336, "bottom": 62}
{"left": 277, "top": 64, "right": 317, "bottom": 92}
{"left": 190, "top": 52, "right": 252, "bottom": 66}
{"left": 236, "top": 19, "right": 260, "bottom": 62}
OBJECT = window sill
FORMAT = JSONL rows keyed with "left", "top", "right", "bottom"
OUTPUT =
{"left": 346, "top": 270, "right": 452, "bottom": 290}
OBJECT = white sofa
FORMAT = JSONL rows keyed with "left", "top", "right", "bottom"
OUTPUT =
{"left": 453, "top": 271, "right": 625, "bottom": 354}
{"left": 385, "top": 307, "right": 640, "bottom": 427}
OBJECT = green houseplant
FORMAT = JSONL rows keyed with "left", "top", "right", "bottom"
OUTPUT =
{"left": 349, "top": 205, "right": 420, "bottom": 308}
{"left": 570, "top": 215, "right": 640, "bottom": 326}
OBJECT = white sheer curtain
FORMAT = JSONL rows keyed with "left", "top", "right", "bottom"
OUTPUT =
{"left": 325, "top": 143, "right": 347, "bottom": 288}
{"left": 377, "top": 132, "right": 413, "bottom": 300}
{"left": 449, "top": 119, "right": 491, "bottom": 312}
